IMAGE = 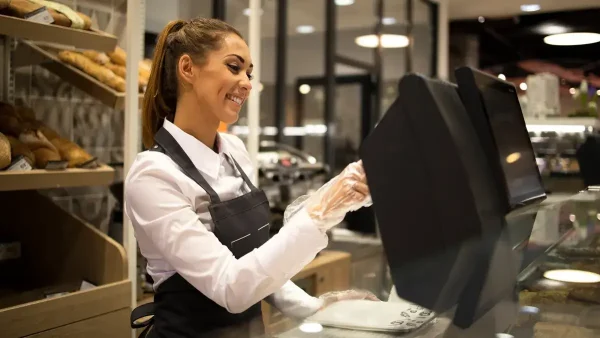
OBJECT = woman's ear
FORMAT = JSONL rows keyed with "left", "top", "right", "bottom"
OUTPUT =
{"left": 178, "top": 54, "right": 195, "bottom": 86}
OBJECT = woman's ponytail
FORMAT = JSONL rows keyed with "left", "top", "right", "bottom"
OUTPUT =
{"left": 142, "top": 20, "right": 186, "bottom": 149}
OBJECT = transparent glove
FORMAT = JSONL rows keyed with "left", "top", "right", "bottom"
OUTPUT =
{"left": 319, "top": 290, "right": 380, "bottom": 309}
{"left": 305, "top": 161, "right": 371, "bottom": 232}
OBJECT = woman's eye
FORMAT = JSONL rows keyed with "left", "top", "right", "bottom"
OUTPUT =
{"left": 228, "top": 64, "right": 240, "bottom": 72}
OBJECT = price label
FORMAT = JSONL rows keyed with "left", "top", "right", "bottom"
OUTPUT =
{"left": 7, "top": 156, "right": 32, "bottom": 171}
{"left": 24, "top": 6, "right": 55, "bottom": 25}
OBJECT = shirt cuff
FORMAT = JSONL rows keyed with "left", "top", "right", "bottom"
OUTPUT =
{"left": 255, "top": 207, "right": 328, "bottom": 280}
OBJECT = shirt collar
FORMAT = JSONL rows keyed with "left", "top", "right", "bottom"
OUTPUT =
{"left": 162, "top": 120, "right": 226, "bottom": 180}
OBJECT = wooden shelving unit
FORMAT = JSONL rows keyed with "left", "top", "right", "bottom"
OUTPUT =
{"left": 14, "top": 41, "right": 144, "bottom": 110}
{"left": 0, "top": 14, "right": 117, "bottom": 52}
{"left": 0, "top": 165, "right": 115, "bottom": 191}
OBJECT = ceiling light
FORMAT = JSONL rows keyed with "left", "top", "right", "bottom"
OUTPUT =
{"left": 355, "top": 34, "right": 409, "bottom": 48}
{"left": 544, "top": 269, "right": 600, "bottom": 283}
{"left": 597, "top": 90, "right": 600, "bottom": 96}
{"left": 520, "top": 4, "right": 541, "bottom": 12}
{"left": 570, "top": 87, "right": 576, "bottom": 95}
{"left": 335, "top": 0, "right": 354, "bottom": 5}
{"left": 296, "top": 25, "right": 315, "bottom": 34}
{"left": 299, "top": 84, "right": 311, "bottom": 94}
{"left": 498, "top": 74, "right": 506, "bottom": 80}
{"left": 544, "top": 32, "right": 600, "bottom": 46}
{"left": 478, "top": 16, "right": 485, "bottom": 23}
{"left": 520, "top": 82, "right": 528, "bottom": 90}
{"left": 243, "top": 8, "right": 264, "bottom": 16}
{"left": 536, "top": 24, "right": 568, "bottom": 35}
{"left": 382, "top": 17, "right": 397, "bottom": 25}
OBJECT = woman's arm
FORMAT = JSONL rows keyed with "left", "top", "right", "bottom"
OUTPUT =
{"left": 125, "top": 162, "right": 328, "bottom": 314}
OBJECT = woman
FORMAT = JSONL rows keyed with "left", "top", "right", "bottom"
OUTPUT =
{"left": 126, "top": 18, "right": 376, "bottom": 338}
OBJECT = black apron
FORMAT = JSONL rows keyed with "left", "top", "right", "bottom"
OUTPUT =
{"left": 131, "top": 127, "right": 271, "bottom": 338}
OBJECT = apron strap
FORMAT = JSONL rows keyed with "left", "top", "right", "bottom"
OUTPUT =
{"left": 224, "top": 153, "right": 259, "bottom": 193}
{"left": 153, "top": 127, "right": 221, "bottom": 203}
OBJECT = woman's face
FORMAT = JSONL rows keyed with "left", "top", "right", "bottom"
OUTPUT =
{"left": 182, "top": 33, "right": 253, "bottom": 125}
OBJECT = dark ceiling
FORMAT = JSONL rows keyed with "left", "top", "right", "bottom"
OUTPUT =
{"left": 450, "top": 8, "right": 600, "bottom": 77}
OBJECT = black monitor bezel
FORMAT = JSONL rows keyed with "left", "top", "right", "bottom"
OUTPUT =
{"left": 455, "top": 67, "right": 546, "bottom": 212}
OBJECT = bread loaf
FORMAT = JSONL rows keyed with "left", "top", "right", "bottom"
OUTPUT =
{"left": 0, "top": 132, "right": 11, "bottom": 169}
{"left": 82, "top": 50, "right": 110, "bottom": 65}
{"left": 108, "top": 46, "right": 127, "bottom": 66}
{"left": 0, "top": 103, "right": 25, "bottom": 137}
{"left": 19, "top": 130, "right": 60, "bottom": 168}
{"left": 6, "top": 135, "right": 35, "bottom": 166}
{"left": 50, "top": 138, "right": 94, "bottom": 168}
{"left": 58, "top": 50, "right": 126, "bottom": 92}
{"left": 7, "top": 0, "right": 92, "bottom": 30}
{"left": 104, "top": 62, "right": 126, "bottom": 78}
{"left": 0, "top": 0, "right": 10, "bottom": 10}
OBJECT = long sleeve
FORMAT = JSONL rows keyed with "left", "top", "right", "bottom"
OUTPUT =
{"left": 266, "top": 281, "right": 324, "bottom": 319}
{"left": 124, "top": 163, "right": 328, "bottom": 314}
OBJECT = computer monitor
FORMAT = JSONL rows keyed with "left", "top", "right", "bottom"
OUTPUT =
{"left": 360, "top": 73, "right": 512, "bottom": 323}
{"left": 455, "top": 67, "right": 546, "bottom": 212}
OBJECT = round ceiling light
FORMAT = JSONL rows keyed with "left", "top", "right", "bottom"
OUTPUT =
{"left": 520, "top": 4, "right": 541, "bottom": 12}
{"left": 355, "top": 34, "right": 409, "bottom": 48}
{"left": 299, "top": 84, "right": 311, "bottom": 94}
{"left": 296, "top": 25, "right": 315, "bottom": 34}
{"left": 335, "top": 0, "right": 354, "bottom": 5}
{"left": 544, "top": 32, "right": 600, "bottom": 46}
{"left": 544, "top": 269, "right": 600, "bottom": 283}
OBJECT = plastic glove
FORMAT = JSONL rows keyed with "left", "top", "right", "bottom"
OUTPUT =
{"left": 318, "top": 290, "right": 380, "bottom": 309}
{"left": 303, "top": 161, "right": 372, "bottom": 232}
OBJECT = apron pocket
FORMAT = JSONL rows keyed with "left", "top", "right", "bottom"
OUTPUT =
{"left": 231, "top": 233, "right": 253, "bottom": 258}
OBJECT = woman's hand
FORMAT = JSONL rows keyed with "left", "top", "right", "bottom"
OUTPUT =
{"left": 318, "top": 289, "right": 381, "bottom": 309}
{"left": 305, "top": 161, "right": 371, "bottom": 232}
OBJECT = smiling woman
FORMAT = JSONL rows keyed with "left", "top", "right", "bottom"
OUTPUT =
{"left": 126, "top": 17, "right": 376, "bottom": 338}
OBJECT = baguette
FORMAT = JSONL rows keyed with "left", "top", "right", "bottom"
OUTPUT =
{"left": 82, "top": 50, "right": 110, "bottom": 65}
{"left": 50, "top": 137, "right": 93, "bottom": 168}
{"left": 0, "top": 132, "right": 11, "bottom": 169}
{"left": 108, "top": 46, "right": 127, "bottom": 66}
{"left": 105, "top": 62, "right": 148, "bottom": 92}
{"left": 6, "top": 135, "right": 35, "bottom": 166}
{"left": 7, "top": 0, "right": 92, "bottom": 30}
{"left": 58, "top": 50, "right": 126, "bottom": 92}
{"left": 19, "top": 130, "right": 60, "bottom": 168}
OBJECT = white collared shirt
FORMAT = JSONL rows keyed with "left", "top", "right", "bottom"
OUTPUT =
{"left": 124, "top": 120, "right": 327, "bottom": 317}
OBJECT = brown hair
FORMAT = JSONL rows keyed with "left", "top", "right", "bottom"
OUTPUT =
{"left": 142, "top": 18, "right": 243, "bottom": 149}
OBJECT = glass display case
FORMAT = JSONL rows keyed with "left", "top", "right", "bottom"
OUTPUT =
{"left": 258, "top": 188, "right": 600, "bottom": 338}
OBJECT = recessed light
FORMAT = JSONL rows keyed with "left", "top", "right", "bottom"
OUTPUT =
{"left": 335, "top": 0, "right": 354, "bottom": 5}
{"left": 299, "top": 84, "right": 311, "bottom": 94}
{"left": 355, "top": 34, "right": 409, "bottom": 48}
{"left": 544, "top": 32, "right": 600, "bottom": 46}
{"left": 521, "top": 4, "right": 541, "bottom": 12}
{"left": 535, "top": 24, "right": 568, "bottom": 35}
{"left": 296, "top": 25, "right": 315, "bottom": 34}
{"left": 382, "top": 17, "right": 397, "bottom": 25}
{"left": 243, "top": 8, "right": 264, "bottom": 16}
{"left": 498, "top": 74, "right": 506, "bottom": 80}
{"left": 520, "top": 82, "right": 528, "bottom": 90}
{"left": 570, "top": 87, "right": 576, "bottom": 95}
{"left": 544, "top": 269, "right": 600, "bottom": 283}
{"left": 478, "top": 16, "right": 485, "bottom": 23}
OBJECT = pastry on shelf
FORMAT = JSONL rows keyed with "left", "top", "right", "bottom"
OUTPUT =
{"left": 58, "top": 50, "right": 126, "bottom": 92}
{"left": 6, "top": 135, "right": 35, "bottom": 167}
{"left": 19, "top": 130, "right": 61, "bottom": 168}
{"left": 0, "top": 132, "right": 11, "bottom": 169}
{"left": 50, "top": 137, "right": 95, "bottom": 168}
{"left": 107, "top": 46, "right": 126, "bottom": 66}
{"left": 82, "top": 50, "right": 110, "bottom": 65}
{"left": 3, "top": 0, "right": 93, "bottom": 30}
{"left": 569, "top": 287, "right": 600, "bottom": 304}
{"left": 0, "top": 102, "right": 25, "bottom": 136}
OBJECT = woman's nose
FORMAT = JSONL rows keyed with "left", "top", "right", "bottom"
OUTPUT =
{"left": 240, "top": 78, "right": 252, "bottom": 92}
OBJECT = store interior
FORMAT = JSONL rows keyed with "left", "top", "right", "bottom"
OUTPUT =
{"left": 0, "top": 0, "right": 599, "bottom": 337}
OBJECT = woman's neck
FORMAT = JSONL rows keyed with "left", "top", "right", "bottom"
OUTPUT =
{"left": 173, "top": 95, "right": 220, "bottom": 152}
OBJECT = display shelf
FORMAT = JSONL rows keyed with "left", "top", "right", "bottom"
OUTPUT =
{"left": 13, "top": 41, "right": 143, "bottom": 110}
{"left": 525, "top": 117, "right": 599, "bottom": 127}
{"left": 0, "top": 164, "right": 115, "bottom": 191}
{"left": 0, "top": 14, "right": 117, "bottom": 52}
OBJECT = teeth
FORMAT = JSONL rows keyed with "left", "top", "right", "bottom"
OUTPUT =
{"left": 227, "top": 94, "right": 243, "bottom": 105}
